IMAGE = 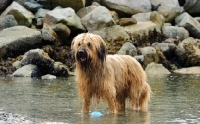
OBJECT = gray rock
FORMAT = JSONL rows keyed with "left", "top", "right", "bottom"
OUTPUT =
{"left": 0, "top": 0, "right": 13, "bottom": 13}
{"left": 123, "top": 21, "right": 161, "bottom": 46}
{"left": 35, "top": 8, "right": 50, "bottom": 18}
{"left": 20, "top": 49, "right": 69, "bottom": 76}
{"left": 76, "top": 6, "right": 97, "bottom": 18}
{"left": 81, "top": 6, "right": 115, "bottom": 31}
{"left": 44, "top": 7, "right": 85, "bottom": 31}
{"left": 42, "top": 23, "right": 61, "bottom": 46}
{"left": 152, "top": 42, "right": 177, "bottom": 59}
{"left": 0, "top": 26, "right": 42, "bottom": 58}
{"left": 173, "top": 67, "right": 200, "bottom": 74}
{"left": 41, "top": 74, "right": 56, "bottom": 80}
{"left": 131, "top": 12, "right": 151, "bottom": 22}
{"left": 24, "top": 0, "right": 42, "bottom": 12}
{"left": 175, "top": 12, "right": 200, "bottom": 39}
{"left": 117, "top": 42, "right": 137, "bottom": 56}
{"left": 184, "top": 0, "right": 200, "bottom": 15}
{"left": 150, "top": 0, "right": 183, "bottom": 22}
{"left": 139, "top": 46, "right": 156, "bottom": 55}
{"left": 100, "top": 0, "right": 151, "bottom": 15}
{"left": 51, "top": 23, "right": 71, "bottom": 44}
{"left": 11, "top": 64, "right": 37, "bottom": 77}
{"left": 145, "top": 62, "right": 171, "bottom": 75}
{"left": 134, "top": 55, "right": 144, "bottom": 66}
{"left": 162, "top": 26, "right": 189, "bottom": 40}
{"left": 138, "top": 46, "right": 167, "bottom": 68}
{"left": 0, "top": 1, "right": 34, "bottom": 27}
{"left": 175, "top": 37, "right": 200, "bottom": 66}
{"left": 92, "top": 25, "right": 130, "bottom": 54}
{"left": 0, "top": 15, "right": 18, "bottom": 31}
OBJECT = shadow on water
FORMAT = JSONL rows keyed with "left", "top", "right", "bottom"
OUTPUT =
{"left": 0, "top": 74, "right": 199, "bottom": 123}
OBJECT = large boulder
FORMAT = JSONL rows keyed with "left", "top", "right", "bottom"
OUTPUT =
{"left": 162, "top": 26, "right": 189, "bottom": 40}
{"left": 138, "top": 46, "right": 167, "bottom": 68}
{"left": 117, "top": 42, "right": 137, "bottom": 56}
{"left": 0, "top": 15, "right": 18, "bottom": 31}
{"left": 175, "top": 37, "right": 200, "bottom": 67}
{"left": 20, "top": 49, "right": 69, "bottom": 76}
{"left": 0, "top": 1, "right": 34, "bottom": 27}
{"left": 92, "top": 25, "right": 130, "bottom": 54}
{"left": 0, "top": 26, "right": 42, "bottom": 58}
{"left": 43, "top": 7, "right": 85, "bottom": 31}
{"left": 100, "top": 0, "right": 151, "bottom": 15}
{"left": 81, "top": 6, "right": 115, "bottom": 31}
{"left": 173, "top": 67, "right": 200, "bottom": 74}
{"left": 145, "top": 62, "right": 171, "bottom": 75}
{"left": 152, "top": 42, "right": 177, "bottom": 60}
{"left": 11, "top": 64, "right": 40, "bottom": 77}
{"left": 123, "top": 21, "right": 162, "bottom": 46}
{"left": 0, "top": 0, "right": 13, "bottom": 13}
{"left": 175, "top": 12, "right": 200, "bottom": 39}
{"left": 150, "top": 0, "right": 183, "bottom": 22}
{"left": 184, "top": 0, "right": 200, "bottom": 15}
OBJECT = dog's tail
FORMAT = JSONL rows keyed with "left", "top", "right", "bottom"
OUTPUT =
{"left": 140, "top": 82, "right": 152, "bottom": 111}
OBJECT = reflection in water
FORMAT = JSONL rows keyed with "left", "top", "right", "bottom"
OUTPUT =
{"left": 0, "top": 74, "right": 199, "bottom": 123}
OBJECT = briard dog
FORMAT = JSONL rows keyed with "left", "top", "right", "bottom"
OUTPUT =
{"left": 71, "top": 33, "right": 151, "bottom": 114}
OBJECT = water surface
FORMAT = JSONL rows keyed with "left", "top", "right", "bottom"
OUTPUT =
{"left": 0, "top": 74, "right": 199, "bottom": 123}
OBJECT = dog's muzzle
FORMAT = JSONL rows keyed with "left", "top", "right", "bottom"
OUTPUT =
{"left": 77, "top": 49, "right": 88, "bottom": 63}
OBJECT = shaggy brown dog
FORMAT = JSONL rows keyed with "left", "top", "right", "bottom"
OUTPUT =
{"left": 71, "top": 33, "right": 151, "bottom": 114}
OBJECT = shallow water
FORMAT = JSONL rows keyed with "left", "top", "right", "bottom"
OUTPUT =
{"left": 0, "top": 74, "right": 199, "bottom": 123}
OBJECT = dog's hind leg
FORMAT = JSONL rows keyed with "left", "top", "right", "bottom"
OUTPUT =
{"left": 82, "top": 97, "right": 91, "bottom": 114}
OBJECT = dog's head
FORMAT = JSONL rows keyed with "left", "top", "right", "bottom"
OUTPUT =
{"left": 71, "top": 33, "right": 107, "bottom": 67}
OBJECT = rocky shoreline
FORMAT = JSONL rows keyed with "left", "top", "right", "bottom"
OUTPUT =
{"left": 0, "top": 0, "right": 200, "bottom": 77}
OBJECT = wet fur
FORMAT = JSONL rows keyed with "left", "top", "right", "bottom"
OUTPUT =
{"left": 71, "top": 33, "right": 151, "bottom": 114}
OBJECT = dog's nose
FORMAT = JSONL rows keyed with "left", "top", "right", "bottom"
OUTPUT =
{"left": 78, "top": 49, "right": 84, "bottom": 54}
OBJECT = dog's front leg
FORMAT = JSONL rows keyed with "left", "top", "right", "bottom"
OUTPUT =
{"left": 82, "top": 98, "right": 91, "bottom": 114}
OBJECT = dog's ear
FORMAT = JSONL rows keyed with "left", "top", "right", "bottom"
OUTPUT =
{"left": 97, "top": 42, "right": 107, "bottom": 63}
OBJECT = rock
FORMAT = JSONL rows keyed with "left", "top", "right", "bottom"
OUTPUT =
{"left": 51, "top": 23, "right": 71, "bottom": 44}
{"left": 175, "top": 12, "right": 200, "bottom": 39}
{"left": 117, "top": 42, "right": 137, "bottom": 56}
{"left": 195, "top": 17, "right": 200, "bottom": 23}
{"left": 92, "top": 25, "right": 130, "bottom": 54}
{"left": 145, "top": 62, "right": 171, "bottom": 75}
{"left": 123, "top": 21, "right": 162, "bottom": 46}
{"left": 0, "top": 1, "right": 34, "bottom": 27}
{"left": 51, "top": 0, "right": 87, "bottom": 11}
{"left": 175, "top": 37, "right": 200, "bottom": 67}
{"left": 76, "top": 6, "right": 97, "bottom": 18}
{"left": 162, "top": 26, "right": 189, "bottom": 40}
{"left": 11, "top": 64, "right": 38, "bottom": 77}
{"left": 81, "top": 6, "right": 115, "bottom": 31}
{"left": 41, "top": 74, "right": 56, "bottom": 79}
{"left": 100, "top": 0, "right": 151, "bottom": 15}
{"left": 150, "top": 0, "right": 183, "bottom": 22}
{"left": 20, "top": 49, "right": 69, "bottom": 76}
{"left": 110, "top": 11, "right": 119, "bottom": 22}
{"left": 131, "top": 12, "right": 151, "bottom": 22}
{"left": 35, "top": 8, "right": 50, "bottom": 19}
{"left": 12, "top": 60, "right": 21, "bottom": 69}
{"left": 184, "top": 0, "right": 200, "bottom": 15}
{"left": 134, "top": 55, "right": 144, "bottom": 67}
{"left": 138, "top": 46, "right": 167, "bottom": 68}
{"left": 0, "top": 15, "right": 18, "bottom": 31}
{"left": 41, "top": 23, "right": 61, "bottom": 46}
{"left": 24, "top": 0, "right": 42, "bottom": 12}
{"left": 152, "top": 42, "right": 177, "bottom": 60}
{"left": 36, "top": 18, "right": 43, "bottom": 28}
{"left": 44, "top": 7, "right": 85, "bottom": 31}
{"left": 0, "top": 0, "right": 13, "bottom": 13}
{"left": 173, "top": 67, "right": 200, "bottom": 74}
{"left": 131, "top": 11, "right": 164, "bottom": 27}
{"left": 0, "top": 26, "right": 42, "bottom": 58}
{"left": 150, "top": 11, "right": 165, "bottom": 27}
{"left": 116, "top": 18, "right": 137, "bottom": 26}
